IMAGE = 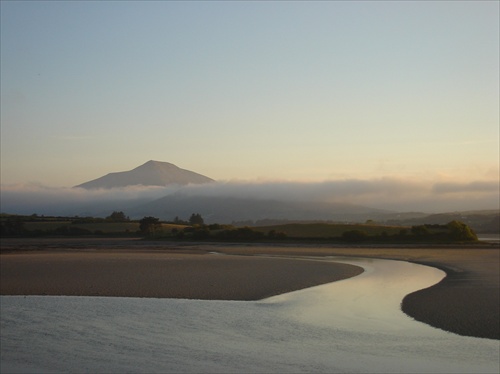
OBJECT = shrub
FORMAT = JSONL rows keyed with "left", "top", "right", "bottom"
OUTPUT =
{"left": 216, "top": 227, "right": 266, "bottom": 241}
{"left": 342, "top": 230, "right": 368, "bottom": 242}
{"left": 139, "top": 216, "right": 162, "bottom": 235}
{"left": 106, "top": 211, "right": 129, "bottom": 222}
{"left": 446, "top": 220, "right": 478, "bottom": 241}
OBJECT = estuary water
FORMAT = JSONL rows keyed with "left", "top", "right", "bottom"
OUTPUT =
{"left": 1, "top": 257, "right": 499, "bottom": 373}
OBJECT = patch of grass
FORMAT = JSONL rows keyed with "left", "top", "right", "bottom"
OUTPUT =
{"left": 24, "top": 221, "right": 73, "bottom": 231}
{"left": 73, "top": 222, "right": 140, "bottom": 233}
{"left": 252, "top": 223, "right": 405, "bottom": 238}
{"left": 25, "top": 222, "right": 187, "bottom": 234}
{"left": 23, "top": 221, "right": 130, "bottom": 234}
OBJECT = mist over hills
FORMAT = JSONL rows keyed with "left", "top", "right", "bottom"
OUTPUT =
{"left": 75, "top": 160, "right": 214, "bottom": 189}
{"left": 72, "top": 162, "right": 391, "bottom": 222}
{"left": 2, "top": 161, "right": 499, "bottom": 232}
{"left": 383, "top": 210, "right": 500, "bottom": 234}
{"left": 71, "top": 161, "right": 392, "bottom": 222}
{"left": 134, "top": 193, "right": 393, "bottom": 224}
{"left": 130, "top": 193, "right": 499, "bottom": 232}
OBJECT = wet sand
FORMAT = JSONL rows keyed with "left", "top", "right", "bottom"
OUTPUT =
{"left": 1, "top": 238, "right": 498, "bottom": 339}
{"left": 0, "top": 242, "right": 362, "bottom": 300}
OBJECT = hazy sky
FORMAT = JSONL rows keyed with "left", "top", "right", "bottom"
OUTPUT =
{"left": 1, "top": 1, "right": 499, "bottom": 187}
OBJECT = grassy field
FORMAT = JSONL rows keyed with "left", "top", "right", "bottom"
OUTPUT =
{"left": 252, "top": 223, "right": 406, "bottom": 238}
{"left": 23, "top": 221, "right": 186, "bottom": 234}
{"left": 23, "top": 221, "right": 74, "bottom": 231}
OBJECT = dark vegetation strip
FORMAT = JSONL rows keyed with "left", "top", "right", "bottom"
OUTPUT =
{"left": 1, "top": 213, "right": 481, "bottom": 245}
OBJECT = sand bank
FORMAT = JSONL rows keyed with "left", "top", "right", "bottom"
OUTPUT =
{"left": 1, "top": 238, "right": 498, "bottom": 339}
{"left": 0, "top": 249, "right": 362, "bottom": 300}
{"left": 211, "top": 244, "right": 500, "bottom": 340}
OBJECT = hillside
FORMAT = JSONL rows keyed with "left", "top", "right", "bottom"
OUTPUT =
{"left": 133, "top": 194, "right": 393, "bottom": 224}
{"left": 75, "top": 161, "right": 214, "bottom": 189}
{"left": 383, "top": 210, "right": 499, "bottom": 234}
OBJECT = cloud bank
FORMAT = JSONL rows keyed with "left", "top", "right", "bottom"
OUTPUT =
{"left": 0, "top": 184, "right": 175, "bottom": 216}
{"left": 1, "top": 177, "right": 498, "bottom": 218}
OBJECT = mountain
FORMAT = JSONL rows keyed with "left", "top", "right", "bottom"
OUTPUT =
{"left": 132, "top": 193, "right": 394, "bottom": 224}
{"left": 75, "top": 161, "right": 215, "bottom": 189}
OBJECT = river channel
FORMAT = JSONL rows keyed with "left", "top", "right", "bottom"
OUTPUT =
{"left": 1, "top": 257, "right": 498, "bottom": 373}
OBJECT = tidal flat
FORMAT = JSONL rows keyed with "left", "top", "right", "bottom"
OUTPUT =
{"left": 1, "top": 238, "right": 499, "bottom": 373}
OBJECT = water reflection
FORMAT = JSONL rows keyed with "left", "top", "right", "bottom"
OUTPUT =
{"left": 265, "top": 257, "right": 445, "bottom": 334}
{"left": 478, "top": 234, "right": 500, "bottom": 243}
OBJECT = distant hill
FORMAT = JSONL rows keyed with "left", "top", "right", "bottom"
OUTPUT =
{"left": 132, "top": 193, "right": 394, "bottom": 224}
{"left": 75, "top": 161, "right": 215, "bottom": 189}
{"left": 383, "top": 210, "right": 500, "bottom": 234}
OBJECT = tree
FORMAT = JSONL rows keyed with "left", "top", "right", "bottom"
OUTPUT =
{"left": 106, "top": 211, "right": 129, "bottom": 222}
{"left": 173, "top": 216, "right": 188, "bottom": 225}
{"left": 139, "top": 216, "right": 161, "bottom": 235}
{"left": 411, "top": 225, "right": 431, "bottom": 236}
{"left": 267, "top": 230, "right": 287, "bottom": 240}
{"left": 446, "top": 220, "right": 478, "bottom": 241}
{"left": 189, "top": 213, "right": 204, "bottom": 226}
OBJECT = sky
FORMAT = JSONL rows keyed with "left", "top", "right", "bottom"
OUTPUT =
{"left": 1, "top": 1, "right": 499, "bottom": 213}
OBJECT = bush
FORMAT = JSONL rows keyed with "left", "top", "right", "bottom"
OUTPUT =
{"left": 189, "top": 213, "right": 204, "bottom": 226}
{"left": 53, "top": 226, "right": 91, "bottom": 236}
{"left": 106, "top": 211, "right": 129, "bottom": 222}
{"left": 0, "top": 216, "right": 26, "bottom": 236}
{"left": 411, "top": 225, "right": 431, "bottom": 236}
{"left": 216, "top": 227, "right": 266, "bottom": 241}
{"left": 267, "top": 230, "right": 287, "bottom": 240}
{"left": 139, "top": 216, "right": 162, "bottom": 236}
{"left": 342, "top": 230, "right": 368, "bottom": 242}
{"left": 446, "top": 220, "right": 478, "bottom": 241}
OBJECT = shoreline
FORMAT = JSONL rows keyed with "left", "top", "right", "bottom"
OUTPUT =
{"left": 1, "top": 238, "right": 498, "bottom": 340}
{"left": 401, "top": 260, "right": 499, "bottom": 340}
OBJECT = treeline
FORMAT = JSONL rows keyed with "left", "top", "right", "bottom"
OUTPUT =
{"left": 1, "top": 211, "right": 132, "bottom": 237}
{"left": 0, "top": 212, "right": 206, "bottom": 237}
{"left": 168, "top": 226, "right": 287, "bottom": 241}
{"left": 1, "top": 212, "right": 479, "bottom": 243}
{"left": 144, "top": 219, "right": 478, "bottom": 243}
{"left": 338, "top": 221, "right": 477, "bottom": 243}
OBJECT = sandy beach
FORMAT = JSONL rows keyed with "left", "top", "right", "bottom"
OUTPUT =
{"left": 1, "top": 238, "right": 498, "bottom": 339}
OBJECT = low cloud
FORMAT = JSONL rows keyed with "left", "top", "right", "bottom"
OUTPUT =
{"left": 177, "top": 177, "right": 498, "bottom": 212}
{"left": 1, "top": 177, "right": 498, "bottom": 217}
{"left": 0, "top": 184, "right": 176, "bottom": 216}
{"left": 432, "top": 181, "right": 499, "bottom": 194}
{"left": 171, "top": 178, "right": 426, "bottom": 204}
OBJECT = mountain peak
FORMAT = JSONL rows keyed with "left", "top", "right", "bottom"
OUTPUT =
{"left": 144, "top": 160, "right": 169, "bottom": 165}
{"left": 134, "top": 160, "right": 176, "bottom": 170}
{"left": 75, "top": 161, "right": 214, "bottom": 189}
